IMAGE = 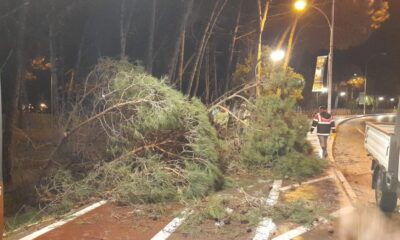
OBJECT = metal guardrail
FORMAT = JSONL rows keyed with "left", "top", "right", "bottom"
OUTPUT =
{"left": 298, "top": 108, "right": 396, "bottom": 118}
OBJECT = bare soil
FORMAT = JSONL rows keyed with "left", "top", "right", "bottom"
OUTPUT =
{"left": 10, "top": 203, "right": 181, "bottom": 240}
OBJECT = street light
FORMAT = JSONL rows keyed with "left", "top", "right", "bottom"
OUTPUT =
{"left": 294, "top": 0, "right": 335, "bottom": 113}
{"left": 294, "top": 0, "right": 307, "bottom": 11}
{"left": 270, "top": 50, "right": 285, "bottom": 62}
{"left": 379, "top": 97, "right": 385, "bottom": 101}
{"left": 340, "top": 92, "right": 346, "bottom": 97}
{"left": 364, "top": 52, "right": 387, "bottom": 115}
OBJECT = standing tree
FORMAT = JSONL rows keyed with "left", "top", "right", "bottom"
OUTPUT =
{"left": 224, "top": 0, "right": 243, "bottom": 93}
{"left": 146, "top": 0, "right": 157, "bottom": 74}
{"left": 4, "top": 0, "right": 30, "bottom": 185}
{"left": 168, "top": 0, "right": 195, "bottom": 82}
{"left": 120, "top": 0, "right": 136, "bottom": 59}
{"left": 187, "top": 0, "right": 228, "bottom": 96}
{"left": 255, "top": 0, "right": 270, "bottom": 97}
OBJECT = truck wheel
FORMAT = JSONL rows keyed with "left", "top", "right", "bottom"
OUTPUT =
{"left": 375, "top": 170, "right": 397, "bottom": 212}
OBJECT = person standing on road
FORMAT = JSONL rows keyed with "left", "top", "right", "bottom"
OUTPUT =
{"left": 310, "top": 106, "right": 336, "bottom": 158}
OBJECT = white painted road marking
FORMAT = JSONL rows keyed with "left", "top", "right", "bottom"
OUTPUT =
{"left": 265, "top": 180, "right": 282, "bottom": 206}
{"left": 253, "top": 180, "right": 282, "bottom": 240}
{"left": 20, "top": 200, "right": 108, "bottom": 240}
{"left": 151, "top": 209, "right": 192, "bottom": 240}
{"left": 253, "top": 218, "right": 277, "bottom": 240}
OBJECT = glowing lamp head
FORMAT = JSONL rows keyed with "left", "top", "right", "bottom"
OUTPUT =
{"left": 340, "top": 92, "right": 346, "bottom": 97}
{"left": 378, "top": 97, "right": 385, "bottom": 101}
{"left": 294, "top": 0, "right": 307, "bottom": 11}
{"left": 270, "top": 50, "right": 285, "bottom": 62}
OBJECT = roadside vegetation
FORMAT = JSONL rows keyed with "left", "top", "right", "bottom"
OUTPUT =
{"left": 6, "top": 48, "right": 326, "bottom": 233}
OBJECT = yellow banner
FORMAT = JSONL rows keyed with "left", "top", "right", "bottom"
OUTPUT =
{"left": 312, "top": 56, "right": 328, "bottom": 92}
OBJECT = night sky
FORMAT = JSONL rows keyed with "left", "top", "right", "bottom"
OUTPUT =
{"left": 336, "top": 0, "right": 400, "bottom": 96}
{"left": 0, "top": 0, "right": 398, "bottom": 109}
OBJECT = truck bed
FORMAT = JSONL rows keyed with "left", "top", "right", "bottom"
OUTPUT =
{"left": 365, "top": 122, "right": 399, "bottom": 180}
{"left": 367, "top": 122, "right": 395, "bottom": 135}
{"left": 365, "top": 123, "right": 393, "bottom": 171}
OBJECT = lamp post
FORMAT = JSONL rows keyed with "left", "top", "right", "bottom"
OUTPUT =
{"left": 364, "top": 52, "right": 387, "bottom": 115}
{"left": 294, "top": 0, "right": 335, "bottom": 113}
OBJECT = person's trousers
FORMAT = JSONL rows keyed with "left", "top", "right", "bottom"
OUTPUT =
{"left": 318, "top": 135, "right": 329, "bottom": 157}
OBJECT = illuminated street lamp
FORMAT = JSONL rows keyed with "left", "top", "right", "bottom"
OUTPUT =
{"left": 390, "top": 98, "right": 396, "bottom": 102}
{"left": 379, "top": 97, "right": 385, "bottom": 101}
{"left": 270, "top": 50, "right": 285, "bottom": 62}
{"left": 294, "top": 0, "right": 335, "bottom": 113}
{"left": 294, "top": 0, "right": 307, "bottom": 11}
{"left": 340, "top": 92, "right": 346, "bottom": 97}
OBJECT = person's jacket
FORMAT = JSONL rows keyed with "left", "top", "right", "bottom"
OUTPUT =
{"left": 311, "top": 112, "right": 336, "bottom": 136}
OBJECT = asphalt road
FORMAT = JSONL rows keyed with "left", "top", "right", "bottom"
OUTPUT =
{"left": 334, "top": 115, "right": 396, "bottom": 205}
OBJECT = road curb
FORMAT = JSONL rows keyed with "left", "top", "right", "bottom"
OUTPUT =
{"left": 326, "top": 114, "right": 394, "bottom": 205}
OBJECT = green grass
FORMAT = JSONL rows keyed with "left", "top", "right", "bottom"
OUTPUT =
{"left": 5, "top": 208, "right": 42, "bottom": 232}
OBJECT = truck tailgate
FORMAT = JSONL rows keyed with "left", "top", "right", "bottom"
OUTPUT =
{"left": 365, "top": 123, "right": 394, "bottom": 170}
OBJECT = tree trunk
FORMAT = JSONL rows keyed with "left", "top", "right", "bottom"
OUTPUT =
{"left": 168, "top": 0, "right": 194, "bottom": 81}
{"left": 205, "top": 46, "right": 210, "bottom": 104}
{"left": 178, "top": 30, "right": 186, "bottom": 91}
{"left": 224, "top": 0, "right": 243, "bottom": 93}
{"left": 187, "top": 0, "right": 227, "bottom": 96}
{"left": 3, "top": 0, "right": 29, "bottom": 185}
{"left": 283, "top": 17, "right": 298, "bottom": 69}
{"left": 213, "top": 44, "right": 218, "bottom": 100}
{"left": 256, "top": 0, "right": 270, "bottom": 97}
{"left": 49, "top": 21, "right": 59, "bottom": 117}
{"left": 120, "top": 0, "right": 135, "bottom": 59}
{"left": 146, "top": 0, "right": 157, "bottom": 74}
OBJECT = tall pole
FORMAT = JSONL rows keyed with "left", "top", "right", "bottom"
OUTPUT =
{"left": 327, "top": 0, "right": 335, "bottom": 113}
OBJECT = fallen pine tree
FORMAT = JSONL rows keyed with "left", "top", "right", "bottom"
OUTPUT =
{"left": 39, "top": 59, "right": 224, "bottom": 211}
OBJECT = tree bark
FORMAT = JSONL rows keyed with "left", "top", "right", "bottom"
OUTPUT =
{"left": 168, "top": 0, "right": 194, "bottom": 82}
{"left": 3, "top": 0, "right": 29, "bottom": 184}
{"left": 224, "top": 0, "right": 243, "bottom": 93}
{"left": 256, "top": 0, "right": 270, "bottom": 97}
{"left": 146, "top": 0, "right": 157, "bottom": 74}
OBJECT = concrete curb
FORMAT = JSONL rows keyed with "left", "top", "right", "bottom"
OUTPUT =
{"left": 326, "top": 114, "right": 395, "bottom": 205}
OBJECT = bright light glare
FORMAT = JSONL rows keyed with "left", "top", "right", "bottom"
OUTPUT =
{"left": 294, "top": 0, "right": 307, "bottom": 11}
{"left": 270, "top": 50, "right": 285, "bottom": 62}
{"left": 390, "top": 98, "right": 395, "bottom": 102}
{"left": 321, "top": 87, "right": 328, "bottom": 93}
{"left": 340, "top": 92, "right": 346, "bottom": 97}
{"left": 378, "top": 97, "right": 385, "bottom": 101}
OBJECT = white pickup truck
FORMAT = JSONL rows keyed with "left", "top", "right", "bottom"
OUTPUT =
{"left": 365, "top": 116, "right": 400, "bottom": 212}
